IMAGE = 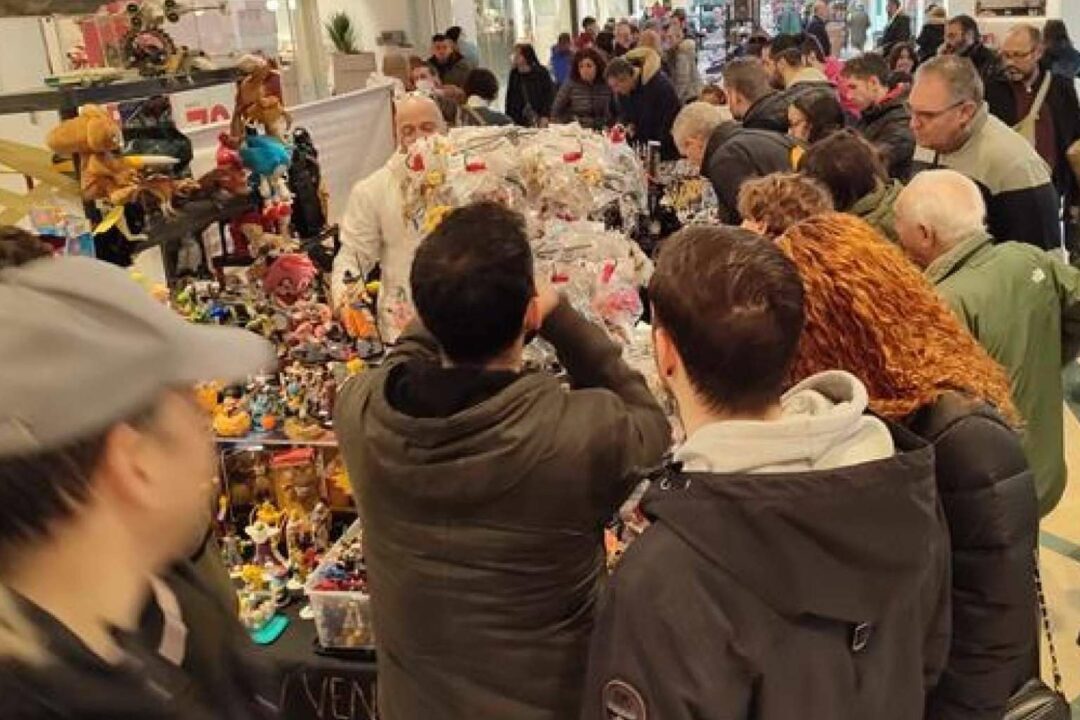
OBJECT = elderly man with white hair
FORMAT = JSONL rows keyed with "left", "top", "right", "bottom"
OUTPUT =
{"left": 332, "top": 93, "right": 447, "bottom": 342}
{"left": 672, "top": 101, "right": 801, "bottom": 224}
{"left": 895, "top": 168, "right": 1080, "bottom": 515}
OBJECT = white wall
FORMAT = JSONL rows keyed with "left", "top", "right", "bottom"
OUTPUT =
{"left": 317, "top": 0, "right": 418, "bottom": 62}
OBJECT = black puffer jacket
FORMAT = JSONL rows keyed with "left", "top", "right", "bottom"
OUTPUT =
{"left": 552, "top": 79, "right": 615, "bottom": 130}
{"left": 703, "top": 122, "right": 802, "bottom": 224}
{"left": 907, "top": 393, "right": 1039, "bottom": 720}
{"left": 742, "top": 90, "right": 790, "bottom": 133}
{"left": 857, "top": 87, "right": 915, "bottom": 181}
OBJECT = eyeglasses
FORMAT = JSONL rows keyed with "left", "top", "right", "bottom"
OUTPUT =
{"left": 1001, "top": 47, "right": 1037, "bottom": 61}
{"left": 905, "top": 99, "right": 967, "bottom": 123}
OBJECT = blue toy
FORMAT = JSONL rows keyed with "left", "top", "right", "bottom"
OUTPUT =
{"left": 240, "top": 134, "right": 293, "bottom": 204}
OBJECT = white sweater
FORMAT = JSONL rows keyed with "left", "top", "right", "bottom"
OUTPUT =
{"left": 331, "top": 153, "right": 419, "bottom": 343}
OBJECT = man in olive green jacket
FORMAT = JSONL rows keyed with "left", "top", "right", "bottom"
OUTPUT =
{"left": 897, "top": 170, "right": 1080, "bottom": 515}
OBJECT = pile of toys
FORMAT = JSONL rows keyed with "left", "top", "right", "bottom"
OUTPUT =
{"left": 401, "top": 124, "right": 653, "bottom": 343}
{"left": 305, "top": 522, "right": 375, "bottom": 649}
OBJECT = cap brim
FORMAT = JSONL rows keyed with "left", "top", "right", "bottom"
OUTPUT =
{"left": 170, "top": 322, "right": 277, "bottom": 385}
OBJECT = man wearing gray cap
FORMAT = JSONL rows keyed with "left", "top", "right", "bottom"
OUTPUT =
{"left": 0, "top": 255, "right": 277, "bottom": 719}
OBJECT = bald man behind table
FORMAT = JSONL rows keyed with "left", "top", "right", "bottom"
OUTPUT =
{"left": 331, "top": 95, "right": 447, "bottom": 344}
{"left": 895, "top": 169, "right": 1080, "bottom": 516}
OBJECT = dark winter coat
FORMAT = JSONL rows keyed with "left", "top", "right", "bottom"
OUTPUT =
{"left": 917, "top": 22, "right": 944, "bottom": 62}
{"left": 582, "top": 423, "right": 951, "bottom": 720}
{"left": 986, "top": 65, "right": 1080, "bottom": 205}
{"left": 913, "top": 105, "right": 1061, "bottom": 250}
{"left": 703, "top": 122, "right": 803, "bottom": 224}
{"left": 742, "top": 90, "right": 791, "bottom": 133}
{"left": 613, "top": 50, "right": 682, "bottom": 160}
{"left": 880, "top": 11, "right": 912, "bottom": 54}
{"left": 857, "top": 87, "right": 915, "bottom": 180}
{"left": 428, "top": 52, "right": 474, "bottom": 90}
{"left": 959, "top": 42, "right": 1003, "bottom": 83}
{"left": 908, "top": 393, "right": 1039, "bottom": 720}
{"left": 1046, "top": 42, "right": 1080, "bottom": 79}
{"left": 806, "top": 14, "right": 832, "bottom": 57}
{"left": 334, "top": 300, "right": 670, "bottom": 720}
{"left": 552, "top": 78, "right": 616, "bottom": 130}
{"left": 506, "top": 66, "right": 556, "bottom": 127}
{"left": 0, "top": 563, "right": 277, "bottom": 720}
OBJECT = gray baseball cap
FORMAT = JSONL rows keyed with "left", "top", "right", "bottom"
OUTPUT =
{"left": 0, "top": 256, "right": 276, "bottom": 457}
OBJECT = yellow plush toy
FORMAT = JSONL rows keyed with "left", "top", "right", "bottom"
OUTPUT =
{"left": 46, "top": 105, "right": 139, "bottom": 204}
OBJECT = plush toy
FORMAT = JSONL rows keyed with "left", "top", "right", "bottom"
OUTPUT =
{"left": 263, "top": 253, "right": 317, "bottom": 305}
{"left": 46, "top": 105, "right": 139, "bottom": 204}
{"left": 239, "top": 134, "right": 293, "bottom": 206}
{"left": 232, "top": 55, "right": 291, "bottom": 140}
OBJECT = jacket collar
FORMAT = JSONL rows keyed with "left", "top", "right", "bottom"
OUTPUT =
{"left": 925, "top": 229, "right": 993, "bottom": 285}
{"left": 939, "top": 103, "right": 990, "bottom": 159}
{"left": 788, "top": 66, "right": 830, "bottom": 87}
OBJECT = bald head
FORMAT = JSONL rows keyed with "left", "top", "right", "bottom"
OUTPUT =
{"left": 394, "top": 94, "right": 446, "bottom": 152}
{"left": 894, "top": 169, "right": 987, "bottom": 268}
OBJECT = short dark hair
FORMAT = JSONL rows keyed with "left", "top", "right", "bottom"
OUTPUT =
{"left": 650, "top": 225, "right": 805, "bottom": 413}
{"left": 887, "top": 0, "right": 900, "bottom": 9}
{"left": 463, "top": 67, "right": 499, "bottom": 101}
{"left": 887, "top": 42, "right": 918, "bottom": 71}
{"left": 605, "top": 57, "right": 635, "bottom": 80}
{"left": 0, "top": 227, "right": 52, "bottom": 268}
{"left": 948, "top": 14, "right": 979, "bottom": 38}
{"left": 583, "top": 15, "right": 597, "bottom": 29}
{"left": 769, "top": 32, "right": 807, "bottom": 67}
{"left": 800, "top": 129, "right": 887, "bottom": 210}
{"left": 842, "top": 52, "right": 890, "bottom": 84}
{"left": 571, "top": 47, "right": 607, "bottom": 83}
{"left": 445, "top": 26, "right": 462, "bottom": 42}
{"left": 722, "top": 57, "right": 772, "bottom": 103}
{"left": 411, "top": 202, "right": 535, "bottom": 364}
{"left": 791, "top": 89, "right": 845, "bottom": 144}
{"left": 432, "top": 33, "right": 448, "bottom": 43}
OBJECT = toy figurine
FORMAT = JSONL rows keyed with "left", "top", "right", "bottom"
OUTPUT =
{"left": 221, "top": 533, "right": 245, "bottom": 569}
{"left": 238, "top": 591, "right": 276, "bottom": 632}
{"left": 263, "top": 254, "right": 316, "bottom": 307}
{"left": 310, "top": 502, "right": 331, "bottom": 553}
{"left": 239, "top": 563, "right": 268, "bottom": 592}
{"left": 213, "top": 393, "right": 251, "bottom": 437}
{"left": 46, "top": 105, "right": 139, "bottom": 205}
{"left": 245, "top": 520, "right": 281, "bottom": 567}
{"left": 239, "top": 134, "right": 293, "bottom": 205}
{"left": 232, "top": 54, "right": 291, "bottom": 141}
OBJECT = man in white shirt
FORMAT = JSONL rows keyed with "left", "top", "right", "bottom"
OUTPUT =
{"left": 332, "top": 94, "right": 447, "bottom": 342}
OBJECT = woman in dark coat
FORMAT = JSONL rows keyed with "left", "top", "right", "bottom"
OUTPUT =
{"left": 506, "top": 43, "right": 556, "bottom": 127}
{"left": 551, "top": 47, "right": 615, "bottom": 130}
{"left": 780, "top": 213, "right": 1040, "bottom": 720}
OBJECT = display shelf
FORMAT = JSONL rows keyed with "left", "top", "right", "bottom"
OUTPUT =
{"left": 131, "top": 194, "right": 254, "bottom": 253}
{"left": 0, "top": 67, "right": 241, "bottom": 117}
{"left": 216, "top": 432, "right": 338, "bottom": 448}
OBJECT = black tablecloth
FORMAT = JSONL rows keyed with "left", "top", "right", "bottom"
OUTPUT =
{"left": 257, "top": 602, "right": 378, "bottom": 720}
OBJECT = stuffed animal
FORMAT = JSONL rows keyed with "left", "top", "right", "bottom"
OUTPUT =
{"left": 232, "top": 54, "right": 291, "bottom": 140}
{"left": 239, "top": 135, "right": 292, "bottom": 205}
{"left": 46, "top": 105, "right": 139, "bottom": 204}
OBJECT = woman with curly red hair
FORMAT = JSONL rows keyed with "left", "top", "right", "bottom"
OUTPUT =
{"left": 777, "top": 213, "right": 1039, "bottom": 720}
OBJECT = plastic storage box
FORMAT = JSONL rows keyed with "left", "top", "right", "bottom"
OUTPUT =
{"left": 304, "top": 519, "right": 374, "bottom": 649}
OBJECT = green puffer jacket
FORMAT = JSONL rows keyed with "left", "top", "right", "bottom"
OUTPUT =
{"left": 926, "top": 231, "right": 1080, "bottom": 515}
{"left": 850, "top": 179, "right": 903, "bottom": 243}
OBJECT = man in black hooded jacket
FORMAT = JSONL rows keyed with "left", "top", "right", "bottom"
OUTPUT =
{"left": 582, "top": 225, "right": 950, "bottom": 720}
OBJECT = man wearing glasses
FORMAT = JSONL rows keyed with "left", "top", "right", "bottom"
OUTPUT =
{"left": 987, "top": 24, "right": 1080, "bottom": 261}
{"left": 332, "top": 94, "right": 447, "bottom": 343}
{"left": 910, "top": 55, "right": 1060, "bottom": 251}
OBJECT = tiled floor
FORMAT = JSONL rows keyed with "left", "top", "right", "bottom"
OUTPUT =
{"left": 1039, "top": 364, "right": 1080, "bottom": 714}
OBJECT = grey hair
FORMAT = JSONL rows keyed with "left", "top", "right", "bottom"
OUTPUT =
{"left": 1006, "top": 23, "right": 1042, "bottom": 47}
{"left": 899, "top": 169, "right": 987, "bottom": 246}
{"left": 672, "top": 102, "right": 725, "bottom": 144}
{"left": 916, "top": 55, "right": 985, "bottom": 105}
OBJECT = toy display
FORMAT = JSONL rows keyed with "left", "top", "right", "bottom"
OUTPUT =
{"left": 232, "top": 55, "right": 291, "bottom": 141}
{"left": 305, "top": 521, "right": 375, "bottom": 649}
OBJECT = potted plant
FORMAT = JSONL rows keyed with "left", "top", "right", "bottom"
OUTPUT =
{"left": 325, "top": 11, "right": 376, "bottom": 94}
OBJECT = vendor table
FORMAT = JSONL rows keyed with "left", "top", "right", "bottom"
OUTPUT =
{"left": 259, "top": 603, "right": 378, "bottom": 720}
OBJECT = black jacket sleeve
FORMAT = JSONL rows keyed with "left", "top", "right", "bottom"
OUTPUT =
{"left": 536, "top": 71, "right": 556, "bottom": 119}
{"left": 705, "top": 145, "right": 755, "bottom": 224}
{"left": 987, "top": 182, "right": 1061, "bottom": 250}
{"left": 919, "top": 408, "right": 1038, "bottom": 720}
{"left": 505, "top": 71, "right": 524, "bottom": 126}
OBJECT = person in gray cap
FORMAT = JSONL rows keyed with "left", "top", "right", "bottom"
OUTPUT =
{"left": 0, "top": 255, "right": 277, "bottom": 719}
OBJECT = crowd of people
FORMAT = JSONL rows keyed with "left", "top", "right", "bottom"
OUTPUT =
{"left": 3, "top": 7, "right": 1080, "bottom": 720}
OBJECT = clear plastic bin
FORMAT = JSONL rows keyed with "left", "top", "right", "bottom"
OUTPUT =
{"left": 303, "top": 520, "right": 375, "bottom": 649}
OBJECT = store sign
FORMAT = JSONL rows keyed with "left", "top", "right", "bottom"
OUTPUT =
{"left": 173, "top": 83, "right": 236, "bottom": 130}
{"left": 279, "top": 670, "right": 378, "bottom": 720}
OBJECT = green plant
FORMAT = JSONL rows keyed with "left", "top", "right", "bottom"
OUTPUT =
{"left": 325, "top": 11, "right": 360, "bottom": 54}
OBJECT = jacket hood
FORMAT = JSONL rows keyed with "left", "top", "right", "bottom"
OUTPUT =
{"left": 643, "top": 419, "right": 938, "bottom": 623}
{"left": 788, "top": 66, "right": 831, "bottom": 87}
{"left": 344, "top": 367, "right": 564, "bottom": 506}
{"left": 743, "top": 91, "right": 790, "bottom": 133}
{"left": 675, "top": 371, "right": 894, "bottom": 474}
{"left": 625, "top": 46, "right": 663, "bottom": 84}
{"left": 851, "top": 178, "right": 903, "bottom": 224}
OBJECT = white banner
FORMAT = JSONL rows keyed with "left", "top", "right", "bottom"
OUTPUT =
{"left": 186, "top": 83, "right": 395, "bottom": 223}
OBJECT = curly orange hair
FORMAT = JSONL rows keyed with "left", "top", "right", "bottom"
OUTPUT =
{"left": 776, "top": 213, "right": 1019, "bottom": 424}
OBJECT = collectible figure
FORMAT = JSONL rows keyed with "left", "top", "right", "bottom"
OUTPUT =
{"left": 245, "top": 519, "right": 281, "bottom": 567}
{"left": 232, "top": 54, "right": 291, "bottom": 141}
{"left": 46, "top": 105, "right": 139, "bottom": 204}
{"left": 212, "top": 393, "right": 251, "bottom": 437}
{"left": 310, "top": 501, "right": 331, "bottom": 552}
{"left": 263, "top": 254, "right": 317, "bottom": 307}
